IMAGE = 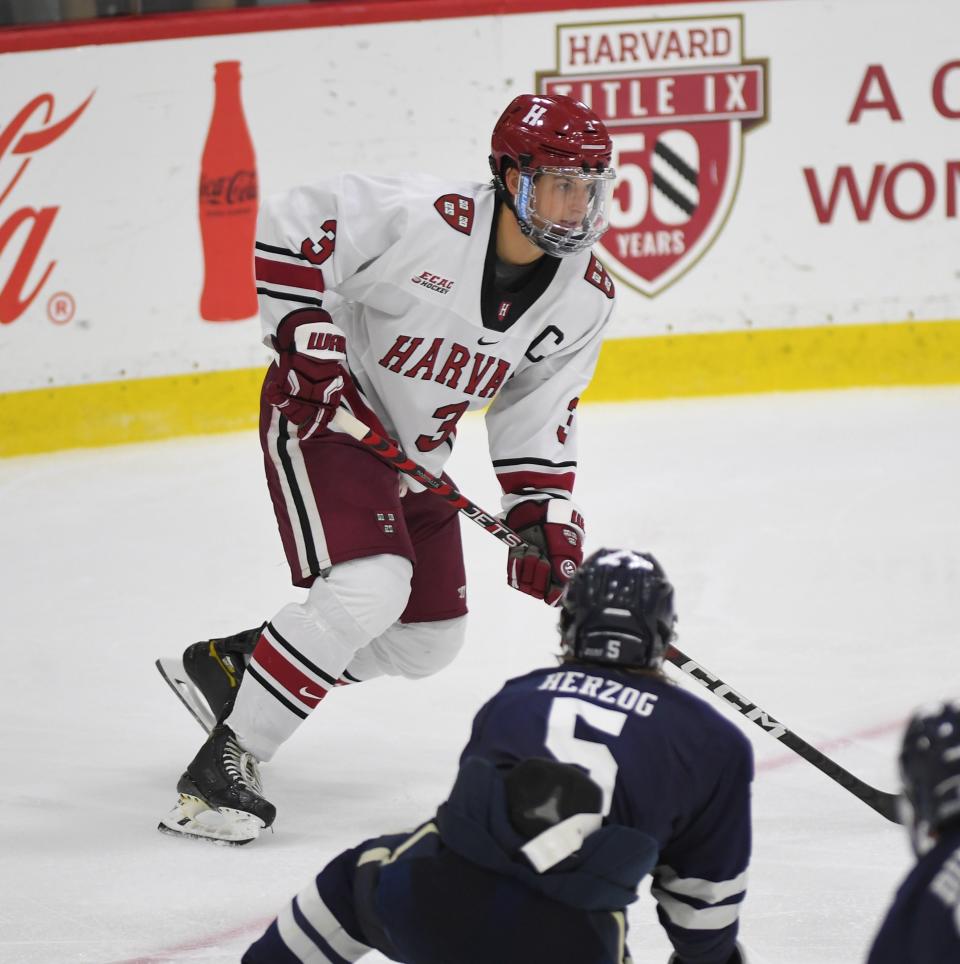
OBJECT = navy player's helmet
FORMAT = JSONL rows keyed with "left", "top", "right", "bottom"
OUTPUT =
{"left": 560, "top": 548, "right": 676, "bottom": 669}
{"left": 489, "top": 94, "right": 616, "bottom": 257}
{"left": 899, "top": 699, "right": 960, "bottom": 853}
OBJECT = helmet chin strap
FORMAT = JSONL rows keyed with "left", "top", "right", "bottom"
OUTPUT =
{"left": 489, "top": 156, "right": 536, "bottom": 242}
{"left": 489, "top": 156, "right": 514, "bottom": 210}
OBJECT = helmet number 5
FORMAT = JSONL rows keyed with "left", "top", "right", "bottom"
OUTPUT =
{"left": 544, "top": 697, "right": 627, "bottom": 816}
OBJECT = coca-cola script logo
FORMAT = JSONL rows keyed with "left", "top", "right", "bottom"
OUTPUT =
{"left": 0, "top": 91, "right": 94, "bottom": 324}
{"left": 199, "top": 170, "right": 258, "bottom": 210}
{"left": 537, "top": 15, "right": 766, "bottom": 296}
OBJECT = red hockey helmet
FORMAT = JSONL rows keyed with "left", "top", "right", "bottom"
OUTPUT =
{"left": 489, "top": 94, "right": 616, "bottom": 257}
{"left": 490, "top": 93, "right": 613, "bottom": 174}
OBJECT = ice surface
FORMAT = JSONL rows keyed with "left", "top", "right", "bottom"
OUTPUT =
{"left": 2, "top": 387, "right": 958, "bottom": 963}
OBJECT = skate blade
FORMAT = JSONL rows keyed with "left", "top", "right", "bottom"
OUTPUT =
{"left": 155, "top": 657, "right": 216, "bottom": 733}
{"left": 157, "top": 794, "right": 265, "bottom": 846}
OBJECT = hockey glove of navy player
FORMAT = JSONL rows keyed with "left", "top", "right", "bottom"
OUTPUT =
{"left": 505, "top": 500, "right": 585, "bottom": 606}
{"left": 265, "top": 308, "right": 346, "bottom": 440}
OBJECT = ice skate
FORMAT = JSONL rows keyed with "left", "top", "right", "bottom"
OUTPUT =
{"left": 158, "top": 724, "right": 276, "bottom": 845}
{"left": 155, "top": 625, "right": 262, "bottom": 732}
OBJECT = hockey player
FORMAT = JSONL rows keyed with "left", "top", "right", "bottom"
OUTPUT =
{"left": 242, "top": 548, "right": 753, "bottom": 964}
{"left": 157, "top": 93, "right": 620, "bottom": 843}
{"left": 866, "top": 700, "right": 960, "bottom": 963}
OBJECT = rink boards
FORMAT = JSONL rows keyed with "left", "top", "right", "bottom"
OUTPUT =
{"left": 0, "top": 0, "right": 958, "bottom": 455}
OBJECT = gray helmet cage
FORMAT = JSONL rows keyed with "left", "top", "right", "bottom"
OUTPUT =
{"left": 513, "top": 166, "right": 616, "bottom": 258}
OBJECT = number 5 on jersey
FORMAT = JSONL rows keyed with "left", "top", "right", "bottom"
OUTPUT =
{"left": 545, "top": 697, "right": 627, "bottom": 815}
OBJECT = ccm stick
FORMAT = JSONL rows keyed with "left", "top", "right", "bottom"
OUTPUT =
{"left": 330, "top": 408, "right": 903, "bottom": 824}
{"left": 663, "top": 645, "right": 902, "bottom": 824}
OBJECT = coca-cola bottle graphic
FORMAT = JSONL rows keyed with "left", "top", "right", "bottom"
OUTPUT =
{"left": 198, "top": 60, "right": 258, "bottom": 321}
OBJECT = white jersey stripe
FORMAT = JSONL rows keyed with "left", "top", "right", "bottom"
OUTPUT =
{"left": 357, "top": 845, "right": 392, "bottom": 866}
{"left": 255, "top": 242, "right": 307, "bottom": 264}
{"left": 295, "top": 882, "right": 372, "bottom": 960}
{"left": 654, "top": 865, "right": 749, "bottom": 903}
{"left": 275, "top": 900, "right": 337, "bottom": 963}
{"left": 506, "top": 486, "right": 574, "bottom": 499}
{"left": 651, "top": 888, "right": 743, "bottom": 931}
{"left": 493, "top": 460, "right": 577, "bottom": 473}
{"left": 257, "top": 287, "right": 323, "bottom": 309}
{"left": 385, "top": 822, "right": 440, "bottom": 864}
{"left": 257, "top": 278, "right": 323, "bottom": 299}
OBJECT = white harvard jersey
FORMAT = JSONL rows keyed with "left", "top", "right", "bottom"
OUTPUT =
{"left": 253, "top": 174, "right": 616, "bottom": 510}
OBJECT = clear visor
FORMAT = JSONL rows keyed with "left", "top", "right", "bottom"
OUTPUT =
{"left": 515, "top": 166, "right": 616, "bottom": 257}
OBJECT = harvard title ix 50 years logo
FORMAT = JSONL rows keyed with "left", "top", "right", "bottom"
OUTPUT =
{"left": 538, "top": 14, "right": 767, "bottom": 296}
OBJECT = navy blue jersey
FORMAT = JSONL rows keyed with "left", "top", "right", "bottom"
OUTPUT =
{"left": 245, "top": 663, "right": 753, "bottom": 964}
{"left": 867, "top": 831, "right": 960, "bottom": 964}
{"left": 461, "top": 665, "right": 754, "bottom": 964}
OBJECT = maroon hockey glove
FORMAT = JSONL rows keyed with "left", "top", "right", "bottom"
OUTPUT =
{"left": 505, "top": 500, "right": 585, "bottom": 606}
{"left": 265, "top": 308, "right": 347, "bottom": 440}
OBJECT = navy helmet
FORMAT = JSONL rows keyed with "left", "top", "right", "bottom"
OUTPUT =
{"left": 899, "top": 699, "right": 960, "bottom": 853}
{"left": 560, "top": 548, "right": 676, "bottom": 669}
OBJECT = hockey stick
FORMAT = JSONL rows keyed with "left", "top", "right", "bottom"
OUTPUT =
{"left": 664, "top": 645, "right": 902, "bottom": 824}
{"left": 329, "top": 409, "right": 524, "bottom": 548}
{"left": 331, "top": 408, "right": 903, "bottom": 824}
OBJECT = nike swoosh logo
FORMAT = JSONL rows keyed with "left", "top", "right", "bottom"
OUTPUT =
{"left": 299, "top": 685, "right": 326, "bottom": 701}
{"left": 478, "top": 337, "right": 500, "bottom": 346}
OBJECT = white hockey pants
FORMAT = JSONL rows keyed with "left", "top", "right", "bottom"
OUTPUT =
{"left": 226, "top": 554, "right": 467, "bottom": 761}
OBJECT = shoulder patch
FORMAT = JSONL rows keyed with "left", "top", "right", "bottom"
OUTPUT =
{"left": 584, "top": 254, "right": 615, "bottom": 299}
{"left": 434, "top": 194, "right": 475, "bottom": 235}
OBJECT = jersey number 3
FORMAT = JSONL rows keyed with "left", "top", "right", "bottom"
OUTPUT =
{"left": 545, "top": 697, "right": 627, "bottom": 816}
{"left": 416, "top": 402, "right": 469, "bottom": 453}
